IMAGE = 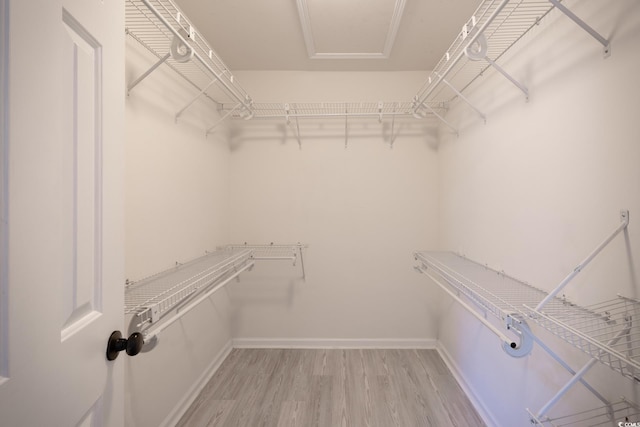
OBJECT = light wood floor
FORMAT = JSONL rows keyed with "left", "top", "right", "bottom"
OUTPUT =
{"left": 177, "top": 348, "right": 486, "bottom": 427}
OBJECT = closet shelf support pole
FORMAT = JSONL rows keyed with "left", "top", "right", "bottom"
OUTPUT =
{"left": 525, "top": 326, "right": 610, "bottom": 408}
{"left": 294, "top": 115, "right": 302, "bottom": 149}
{"left": 298, "top": 244, "right": 306, "bottom": 280}
{"left": 421, "top": 101, "right": 459, "bottom": 136}
{"left": 435, "top": 72, "right": 486, "bottom": 123}
{"left": 483, "top": 57, "right": 529, "bottom": 100}
{"left": 127, "top": 52, "right": 171, "bottom": 95}
{"left": 175, "top": 78, "right": 218, "bottom": 122}
{"left": 344, "top": 105, "right": 348, "bottom": 149}
{"left": 535, "top": 326, "right": 628, "bottom": 419}
{"left": 206, "top": 103, "right": 241, "bottom": 135}
{"left": 535, "top": 210, "right": 629, "bottom": 311}
{"left": 547, "top": 0, "right": 611, "bottom": 58}
{"left": 390, "top": 104, "right": 397, "bottom": 148}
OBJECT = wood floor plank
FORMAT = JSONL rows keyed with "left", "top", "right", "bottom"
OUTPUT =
{"left": 369, "top": 375, "right": 403, "bottom": 427}
{"left": 432, "top": 373, "right": 487, "bottom": 427}
{"left": 176, "top": 400, "right": 236, "bottom": 427}
{"left": 277, "top": 401, "right": 308, "bottom": 427}
{"left": 177, "top": 348, "right": 485, "bottom": 427}
{"left": 307, "top": 375, "right": 333, "bottom": 426}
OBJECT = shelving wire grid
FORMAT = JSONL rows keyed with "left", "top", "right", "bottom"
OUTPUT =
{"left": 222, "top": 101, "right": 447, "bottom": 121}
{"left": 528, "top": 399, "right": 640, "bottom": 427}
{"left": 125, "top": 0, "right": 252, "bottom": 108}
{"left": 523, "top": 296, "right": 640, "bottom": 382}
{"left": 413, "top": 0, "right": 559, "bottom": 110}
{"left": 124, "top": 248, "right": 253, "bottom": 329}
{"left": 224, "top": 243, "right": 308, "bottom": 279}
{"left": 415, "top": 251, "right": 640, "bottom": 383}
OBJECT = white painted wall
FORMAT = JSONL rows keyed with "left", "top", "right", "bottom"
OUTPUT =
{"left": 226, "top": 71, "right": 442, "bottom": 344}
{"left": 437, "top": 1, "right": 640, "bottom": 425}
{"left": 124, "top": 39, "right": 233, "bottom": 427}
{"left": 121, "top": 1, "right": 640, "bottom": 424}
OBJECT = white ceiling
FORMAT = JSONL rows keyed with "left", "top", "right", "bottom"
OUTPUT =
{"left": 173, "top": 0, "right": 481, "bottom": 71}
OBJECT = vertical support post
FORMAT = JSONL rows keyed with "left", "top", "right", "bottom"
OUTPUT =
{"left": 294, "top": 114, "right": 302, "bottom": 150}
{"left": 285, "top": 103, "right": 302, "bottom": 149}
{"left": 297, "top": 243, "right": 306, "bottom": 281}
{"left": 344, "top": 104, "right": 348, "bottom": 149}
{"left": 390, "top": 103, "right": 397, "bottom": 149}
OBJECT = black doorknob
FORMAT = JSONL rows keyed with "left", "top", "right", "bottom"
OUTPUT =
{"left": 106, "top": 331, "right": 144, "bottom": 361}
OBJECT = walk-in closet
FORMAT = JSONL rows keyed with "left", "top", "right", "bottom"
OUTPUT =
{"left": 2, "top": 0, "right": 639, "bottom": 426}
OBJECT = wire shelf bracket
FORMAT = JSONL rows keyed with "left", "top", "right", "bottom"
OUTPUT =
{"left": 175, "top": 78, "right": 218, "bottom": 123}
{"left": 125, "top": 243, "right": 307, "bottom": 343}
{"left": 224, "top": 243, "right": 308, "bottom": 280}
{"left": 414, "top": 210, "right": 636, "bottom": 424}
{"left": 125, "top": 0, "right": 254, "bottom": 126}
{"left": 548, "top": 0, "right": 611, "bottom": 58}
{"left": 435, "top": 71, "right": 486, "bottom": 123}
{"left": 412, "top": 0, "right": 610, "bottom": 130}
{"left": 528, "top": 398, "right": 640, "bottom": 426}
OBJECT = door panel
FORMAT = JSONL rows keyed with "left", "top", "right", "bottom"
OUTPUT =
{"left": 0, "top": 0, "right": 9, "bottom": 386}
{"left": 0, "top": 1, "right": 124, "bottom": 426}
{"left": 60, "top": 8, "right": 103, "bottom": 340}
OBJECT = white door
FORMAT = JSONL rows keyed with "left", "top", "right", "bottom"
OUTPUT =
{"left": 0, "top": 0, "right": 125, "bottom": 426}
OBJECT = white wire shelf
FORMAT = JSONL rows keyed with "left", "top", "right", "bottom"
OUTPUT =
{"left": 528, "top": 398, "right": 640, "bottom": 426}
{"left": 125, "top": 0, "right": 253, "bottom": 113}
{"left": 224, "top": 243, "right": 308, "bottom": 279}
{"left": 126, "top": 0, "right": 609, "bottom": 133}
{"left": 125, "top": 248, "right": 253, "bottom": 329}
{"left": 524, "top": 295, "right": 640, "bottom": 382}
{"left": 125, "top": 244, "right": 306, "bottom": 339}
{"left": 415, "top": 251, "right": 548, "bottom": 322}
{"left": 414, "top": 1, "right": 553, "bottom": 107}
{"left": 222, "top": 101, "right": 446, "bottom": 121}
{"left": 412, "top": 0, "right": 610, "bottom": 130}
{"left": 414, "top": 251, "right": 640, "bottom": 382}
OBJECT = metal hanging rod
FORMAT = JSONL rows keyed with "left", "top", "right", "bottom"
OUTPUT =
{"left": 415, "top": 265, "right": 517, "bottom": 349}
{"left": 143, "top": 260, "right": 255, "bottom": 341}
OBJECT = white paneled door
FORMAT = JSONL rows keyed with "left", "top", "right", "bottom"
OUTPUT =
{"left": 1, "top": 0, "right": 125, "bottom": 426}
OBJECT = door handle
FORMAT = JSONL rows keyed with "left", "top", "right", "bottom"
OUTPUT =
{"left": 106, "top": 331, "right": 143, "bottom": 361}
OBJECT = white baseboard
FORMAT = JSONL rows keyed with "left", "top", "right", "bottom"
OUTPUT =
{"left": 436, "top": 342, "right": 500, "bottom": 427}
{"left": 232, "top": 337, "right": 437, "bottom": 349}
{"left": 160, "top": 340, "right": 233, "bottom": 427}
